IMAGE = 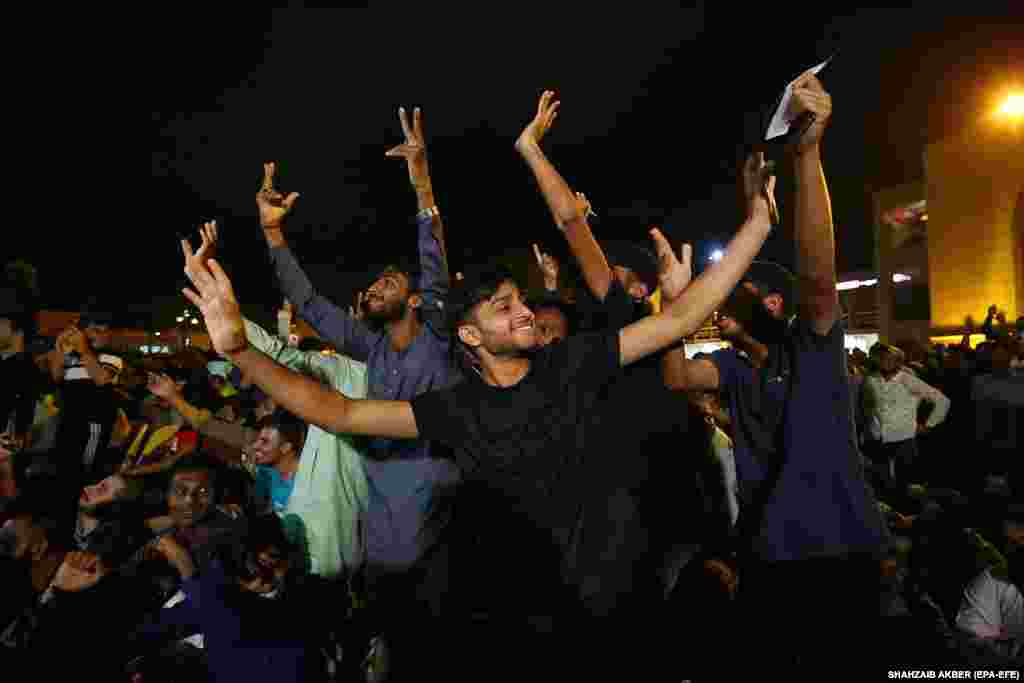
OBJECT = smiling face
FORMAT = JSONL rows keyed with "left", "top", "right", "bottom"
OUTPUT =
{"left": 249, "top": 426, "right": 294, "bottom": 467}
{"left": 458, "top": 281, "right": 538, "bottom": 357}
{"left": 167, "top": 470, "right": 214, "bottom": 528}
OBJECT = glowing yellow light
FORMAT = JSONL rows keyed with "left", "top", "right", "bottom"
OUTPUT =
{"left": 996, "top": 93, "right": 1024, "bottom": 119}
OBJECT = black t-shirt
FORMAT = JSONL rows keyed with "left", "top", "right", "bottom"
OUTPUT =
{"left": 1, "top": 352, "right": 47, "bottom": 436}
{"left": 411, "top": 331, "right": 691, "bottom": 616}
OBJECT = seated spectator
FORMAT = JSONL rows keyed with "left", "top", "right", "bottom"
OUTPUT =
{"left": 956, "top": 504, "right": 1024, "bottom": 659}
{"left": 249, "top": 409, "right": 305, "bottom": 515}
{"left": 130, "top": 513, "right": 343, "bottom": 682}
{"left": 0, "top": 490, "right": 142, "bottom": 676}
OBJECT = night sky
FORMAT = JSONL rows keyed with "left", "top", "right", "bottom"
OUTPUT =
{"left": 16, "top": 6, "right": 1024, "bottom": 329}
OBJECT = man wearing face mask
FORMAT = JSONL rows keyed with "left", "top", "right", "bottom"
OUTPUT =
{"left": 663, "top": 73, "right": 888, "bottom": 674}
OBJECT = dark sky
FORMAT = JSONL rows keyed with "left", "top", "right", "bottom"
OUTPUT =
{"left": 18, "top": 6, "right": 1024, "bottom": 327}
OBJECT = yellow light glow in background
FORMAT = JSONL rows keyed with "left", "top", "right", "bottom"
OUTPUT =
{"left": 929, "top": 334, "right": 987, "bottom": 349}
{"left": 996, "top": 93, "right": 1024, "bottom": 119}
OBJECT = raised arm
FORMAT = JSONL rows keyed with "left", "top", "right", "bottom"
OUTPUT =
{"left": 145, "top": 372, "right": 256, "bottom": 451}
{"left": 386, "top": 106, "right": 451, "bottom": 318}
{"left": 244, "top": 317, "right": 366, "bottom": 395}
{"left": 625, "top": 155, "right": 776, "bottom": 367}
{"left": 516, "top": 91, "right": 615, "bottom": 300}
{"left": 181, "top": 241, "right": 418, "bottom": 441}
{"left": 255, "top": 163, "right": 376, "bottom": 361}
{"left": 789, "top": 71, "right": 838, "bottom": 335}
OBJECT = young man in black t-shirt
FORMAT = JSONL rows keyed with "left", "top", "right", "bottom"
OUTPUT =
{"left": 181, "top": 91, "right": 776, "bottom": 677}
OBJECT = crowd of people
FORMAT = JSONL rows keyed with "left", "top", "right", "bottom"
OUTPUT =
{"left": 2, "top": 73, "right": 1022, "bottom": 680}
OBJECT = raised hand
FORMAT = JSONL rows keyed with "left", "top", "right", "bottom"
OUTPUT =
{"left": 181, "top": 241, "right": 247, "bottom": 358}
{"left": 65, "top": 327, "right": 90, "bottom": 355}
{"left": 256, "top": 162, "right": 300, "bottom": 229}
{"left": 193, "top": 220, "right": 219, "bottom": 270}
{"left": 532, "top": 244, "right": 559, "bottom": 290}
{"left": 146, "top": 372, "right": 180, "bottom": 401}
{"left": 348, "top": 291, "right": 366, "bottom": 321}
{"left": 385, "top": 107, "right": 430, "bottom": 191}
{"left": 51, "top": 551, "right": 107, "bottom": 592}
{"left": 515, "top": 90, "right": 560, "bottom": 153}
{"left": 649, "top": 228, "right": 692, "bottom": 303}
{"left": 742, "top": 152, "right": 778, "bottom": 225}
{"left": 787, "top": 70, "right": 832, "bottom": 152}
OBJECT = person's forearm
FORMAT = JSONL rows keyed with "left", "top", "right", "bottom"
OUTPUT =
{"left": 262, "top": 223, "right": 287, "bottom": 249}
{"left": 793, "top": 146, "right": 837, "bottom": 323}
{"left": 664, "top": 215, "right": 772, "bottom": 337}
{"left": 414, "top": 179, "right": 436, "bottom": 214}
{"left": 517, "top": 141, "right": 613, "bottom": 299}
{"left": 227, "top": 346, "right": 352, "bottom": 435}
{"left": 166, "top": 394, "right": 211, "bottom": 430}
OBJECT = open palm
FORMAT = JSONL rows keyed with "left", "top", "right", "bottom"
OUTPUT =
{"left": 181, "top": 240, "right": 246, "bottom": 357}
{"left": 516, "top": 90, "right": 560, "bottom": 151}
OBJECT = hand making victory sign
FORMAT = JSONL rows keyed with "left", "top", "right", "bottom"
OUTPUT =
{"left": 385, "top": 106, "right": 432, "bottom": 192}
{"left": 256, "top": 162, "right": 300, "bottom": 229}
{"left": 649, "top": 229, "right": 692, "bottom": 303}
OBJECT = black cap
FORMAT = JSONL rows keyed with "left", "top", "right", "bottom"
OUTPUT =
{"left": 742, "top": 261, "right": 796, "bottom": 314}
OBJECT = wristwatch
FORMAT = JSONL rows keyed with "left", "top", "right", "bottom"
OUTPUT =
{"left": 417, "top": 206, "right": 439, "bottom": 220}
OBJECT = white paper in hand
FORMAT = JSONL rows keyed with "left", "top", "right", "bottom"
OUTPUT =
{"left": 765, "top": 58, "right": 832, "bottom": 140}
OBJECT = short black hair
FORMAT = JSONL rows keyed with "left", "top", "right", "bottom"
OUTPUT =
{"left": 255, "top": 409, "right": 306, "bottom": 453}
{"left": 446, "top": 264, "right": 520, "bottom": 370}
{"left": 220, "top": 513, "right": 296, "bottom": 582}
{"left": 379, "top": 261, "right": 422, "bottom": 294}
{"left": 168, "top": 453, "right": 221, "bottom": 491}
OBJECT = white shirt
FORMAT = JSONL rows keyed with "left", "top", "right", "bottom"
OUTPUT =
{"left": 956, "top": 568, "right": 1023, "bottom": 656}
{"left": 863, "top": 369, "right": 950, "bottom": 443}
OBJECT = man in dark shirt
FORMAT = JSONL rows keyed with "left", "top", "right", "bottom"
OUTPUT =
{"left": 180, "top": 89, "right": 775, "bottom": 679}
{"left": 663, "top": 72, "right": 888, "bottom": 674}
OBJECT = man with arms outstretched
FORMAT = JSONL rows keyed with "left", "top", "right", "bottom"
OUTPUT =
{"left": 184, "top": 91, "right": 776, "bottom": 678}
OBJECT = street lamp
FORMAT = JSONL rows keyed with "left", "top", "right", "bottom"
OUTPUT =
{"left": 996, "top": 93, "right": 1024, "bottom": 119}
